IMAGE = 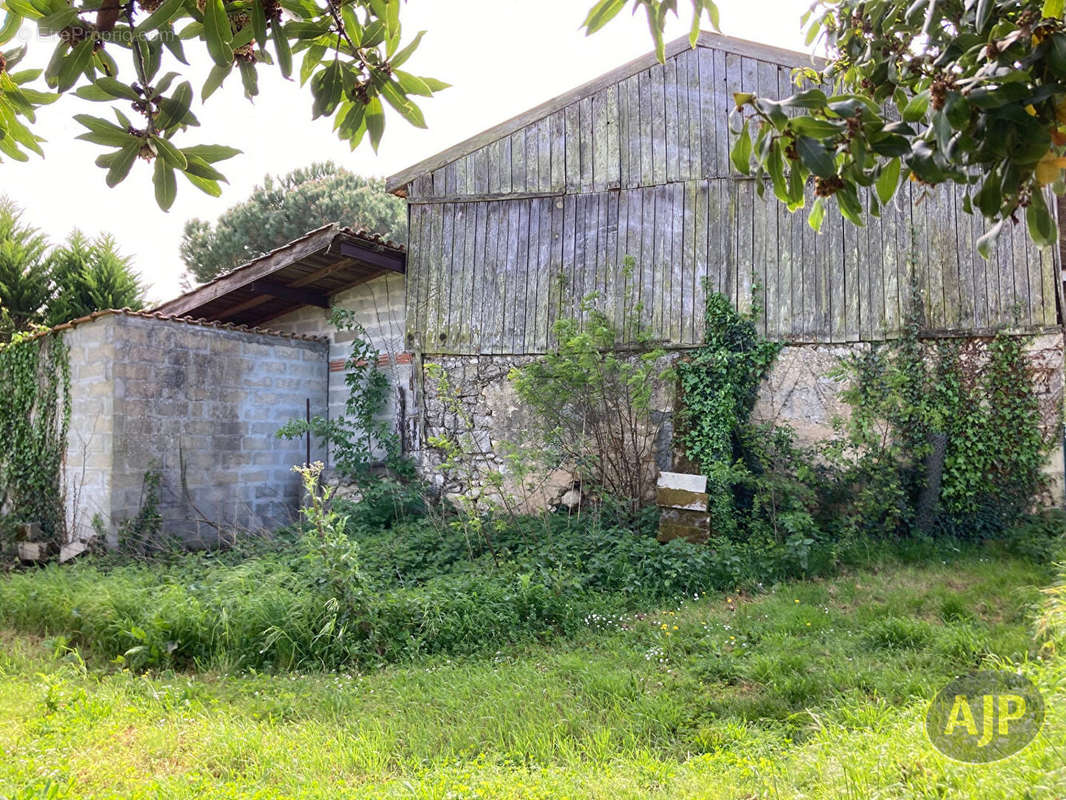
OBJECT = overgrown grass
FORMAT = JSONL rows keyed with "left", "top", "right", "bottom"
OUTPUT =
{"left": 0, "top": 509, "right": 1055, "bottom": 672}
{"left": 1, "top": 550, "right": 1063, "bottom": 798}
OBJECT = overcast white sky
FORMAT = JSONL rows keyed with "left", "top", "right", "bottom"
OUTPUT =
{"left": 3, "top": 0, "right": 811, "bottom": 303}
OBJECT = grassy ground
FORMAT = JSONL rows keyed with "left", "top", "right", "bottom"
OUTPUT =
{"left": 2, "top": 549, "right": 1063, "bottom": 799}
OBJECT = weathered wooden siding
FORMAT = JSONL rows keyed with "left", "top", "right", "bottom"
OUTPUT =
{"left": 405, "top": 179, "right": 1059, "bottom": 354}
{"left": 401, "top": 39, "right": 1060, "bottom": 355}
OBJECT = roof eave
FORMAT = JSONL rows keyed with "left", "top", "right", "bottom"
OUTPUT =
{"left": 385, "top": 31, "right": 824, "bottom": 195}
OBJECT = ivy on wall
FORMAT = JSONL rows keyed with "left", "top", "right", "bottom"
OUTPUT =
{"left": 830, "top": 300, "right": 1053, "bottom": 539}
{"left": 0, "top": 329, "right": 72, "bottom": 544}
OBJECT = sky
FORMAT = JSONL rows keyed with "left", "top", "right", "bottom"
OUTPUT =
{"left": 3, "top": 0, "right": 812, "bottom": 303}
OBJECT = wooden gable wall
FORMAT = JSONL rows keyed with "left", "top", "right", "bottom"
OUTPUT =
{"left": 401, "top": 37, "right": 1060, "bottom": 356}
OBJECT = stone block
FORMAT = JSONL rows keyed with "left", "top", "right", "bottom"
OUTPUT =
{"left": 18, "top": 541, "right": 49, "bottom": 562}
{"left": 657, "top": 508, "right": 710, "bottom": 545}
{"left": 656, "top": 486, "right": 709, "bottom": 512}
{"left": 59, "top": 541, "right": 88, "bottom": 563}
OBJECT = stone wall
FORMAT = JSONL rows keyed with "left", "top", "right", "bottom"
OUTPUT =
{"left": 63, "top": 313, "right": 329, "bottom": 546}
{"left": 271, "top": 272, "right": 415, "bottom": 457}
{"left": 418, "top": 333, "right": 1066, "bottom": 510}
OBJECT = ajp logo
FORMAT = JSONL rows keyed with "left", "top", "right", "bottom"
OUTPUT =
{"left": 926, "top": 671, "right": 1044, "bottom": 763}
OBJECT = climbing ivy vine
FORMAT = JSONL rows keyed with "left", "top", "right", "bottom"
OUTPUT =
{"left": 0, "top": 329, "right": 72, "bottom": 545}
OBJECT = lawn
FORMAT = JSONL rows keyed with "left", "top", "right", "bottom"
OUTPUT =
{"left": 1, "top": 547, "right": 1063, "bottom": 799}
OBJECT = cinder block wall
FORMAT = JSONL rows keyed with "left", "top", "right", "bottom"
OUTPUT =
{"left": 271, "top": 273, "right": 415, "bottom": 457}
{"left": 63, "top": 314, "right": 329, "bottom": 545}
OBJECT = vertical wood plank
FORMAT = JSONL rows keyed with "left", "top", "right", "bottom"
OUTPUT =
{"left": 510, "top": 130, "right": 527, "bottom": 195}
{"left": 669, "top": 181, "right": 685, "bottom": 344}
{"left": 546, "top": 196, "right": 565, "bottom": 348}
{"left": 753, "top": 181, "right": 773, "bottom": 337}
{"left": 651, "top": 63, "right": 667, "bottom": 186}
{"left": 538, "top": 117, "right": 552, "bottom": 193}
{"left": 736, "top": 179, "right": 753, "bottom": 315}
{"left": 524, "top": 121, "right": 539, "bottom": 194}
{"left": 713, "top": 49, "right": 729, "bottom": 177}
{"left": 693, "top": 180, "right": 710, "bottom": 342}
{"left": 641, "top": 186, "right": 658, "bottom": 334}
{"left": 564, "top": 104, "right": 580, "bottom": 193}
{"left": 579, "top": 96, "right": 595, "bottom": 191}
{"left": 638, "top": 69, "right": 654, "bottom": 187}
{"left": 697, "top": 46, "right": 715, "bottom": 179}
{"left": 843, "top": 208, "right": 861, "bottom": 341}
{"left": 681, "top": 181, "right": 697, "bottom": 343}
{"left": 723, "top": 53, "right": 744, "bottom": 178}
{"left": 438, "top": 203, "right": 455, "bottom": 350}
{"left": 683, "top": 47, "right": 702, "bottom": 182}
{"left": 511, "top": 200, "right": 529, "bottom": 352}
{"left": 1013, "top": 215, "right": 1034, "bottom": 327}
{"left": 474, "top": 147, "right": 491, "bottom": 195}
{"left": 665, "top": 55, "right": 680, "bottom": 184}
{"left": 550, "top": 112, "right": 566, "bottom": 193}
{"left": 605, "top": 190, "right": 621, "bottom": 328}
{"left": 676, "top": 49, "right": 692, "bottom": 181}
{"left": 405, "top": 204, "right": 423, "bottom": 348}
{"left": 487, "top": 139, "right": 501, "bottom": 195}
{"left": 606, "top": 83, "right": 621, "bottom": 189}
{"left": 707, "top": 179, "right": 729, "bottom": 297}
{"left": 592, "top": 89, "right": 608, "bottom": 192}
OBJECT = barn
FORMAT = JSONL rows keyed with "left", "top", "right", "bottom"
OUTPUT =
{"left": 383, "top": 31, "right": 1065, "bottom": 504}
{"left": 40, "top": 31, "right": 1065, "bottom": 551}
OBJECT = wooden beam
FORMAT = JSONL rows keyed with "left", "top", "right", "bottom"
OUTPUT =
{"left": 384, "top": 32, "right": 824, "bottom": 194}
{"left": 337, "top": 242, "right": 406, "bottom": 272}
{"left": 154, "top": 226, "right": 340, "bottom": 317}
{"left": 248, "top": 280, "right": 330, "bottom": 308}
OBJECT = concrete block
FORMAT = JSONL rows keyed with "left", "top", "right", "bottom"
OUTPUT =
{"left": 17, "top": 522, "right": 43, "bottom": 540}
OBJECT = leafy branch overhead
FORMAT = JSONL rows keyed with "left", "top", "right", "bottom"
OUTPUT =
{"left": 591, "top": 0, "right": 1066, "bottom": 256}
{"left": 0, "top": 0, "right": 445, "bottom": 209}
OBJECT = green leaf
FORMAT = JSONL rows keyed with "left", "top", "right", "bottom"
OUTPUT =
{"left": 391, "top": 30, "right": 424, "bottom": 69}
{"left": 380, "top": 80, "right": 426, "bottom": 128}
{"left": 311, "top": 61, "right": 341, "bottom": 118}
{"left": 201, "top": 63, "right": 231, "bottom": 100}
{"left": 582, "top": 0, "right": 625, "bottom": 34}
{"left": 808, "top": 195, "right": 826, "bottom": 231}
{"left": 789, "top": 117, "right": 843, "bottom": 139}
{"left": 238, "top": 61, "right": 258, "bottom": 98}
{"left": 152, "top": 135, "right": 188, "bottom": 170}
{"left": 365, "top": 95, "right": 384, "bottom": 151}
{"left": 835, "top": 184, "right": 864, "bottom": 226}
{"left": 1042, "top": 0, "right": 1064, "bottom": 18}
{"left": 182, "top": 154, "right": 227, "bottom": 180}
{"left": 876, "top": 158, "right": 901, "bottom": 206}
{"left": 783, "top": 89, "right": 828, "bottom": 109}
{"left": 105, "top": 144, "right": 140, "bottom": 187}
{"left": 272, "top": 22, "right": 292, "bottom": 79}
{"left": 300, "top": 43, "right": 325, "bottom": 86}
{"left": 0, "top": 10, "right": 23, "bottom": 45}
{"left": 92, "top": 77, "right": 141, "bottom": 101}
{"left": 394, "top": 69, "right": 432, "bottom": 97}
{"left": 203, "top": 0, "right": 234, "bottom": 67}
{"left": 1026, "top": 190, "right": 1058, "bottom": 246}
{"left": 181, "top": 143, "right": 241, "bottom": 162}
{"left": 250, "top": 0, "right": 267, "bottom": 51}
{"left": 135, "top": 0, "right": 185, "bottom": 34}
{"left": 153, "top": 156, "right": 177, "bottom": 210}
{"left": 902, "top": 90, "right": 930, "bottom": 123}
{"left": 795, "top": 136, "right": 836, "bottom": 178}
{"left": 184, "top": 171, "right": 223, "bottom": 196}
{"left": 156, "top": 81, "right": 196, "bottom": 130}
{"left": 730, "top": 122, "right": 752, "bottom": 174}
{"left": 74, "top": 113, "right": 139, "bottom": 147}
{"left": 56, "top": 38, "right": 95, "bottom": 92}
